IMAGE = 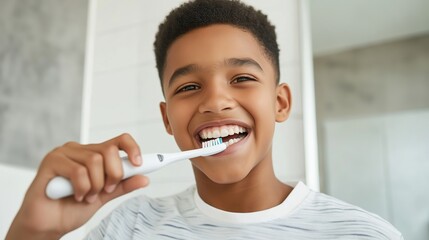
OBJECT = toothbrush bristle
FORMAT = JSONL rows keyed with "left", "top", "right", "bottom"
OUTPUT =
{"left": 203, "top": 137, "right": 223, "bottom": 148}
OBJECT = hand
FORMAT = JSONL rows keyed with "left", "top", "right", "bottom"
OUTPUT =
{"left": 6, "top": 133, "right": 150, "bottom": 240}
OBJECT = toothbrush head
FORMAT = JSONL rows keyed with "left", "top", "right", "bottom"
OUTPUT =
{"left": 202, "top": 137, "right": 223, "bottom": 148}
{"left": 200, "top": 137, "right": 227, "bottom": 156}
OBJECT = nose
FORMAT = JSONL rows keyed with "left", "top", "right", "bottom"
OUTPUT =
{"left": 198, "top": 81, "right": 236, "bottom": 114}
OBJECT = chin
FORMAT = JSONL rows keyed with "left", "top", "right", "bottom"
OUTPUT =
{"left": 206, "top": 170, "right": 249, "bottom": 185}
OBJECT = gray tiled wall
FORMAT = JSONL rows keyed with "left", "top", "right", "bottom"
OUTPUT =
{"left": 314, "top": 34, "right": 429, "bottom": 120}
{"left": 0, "top": 0, "right": 88, "bottom": 168}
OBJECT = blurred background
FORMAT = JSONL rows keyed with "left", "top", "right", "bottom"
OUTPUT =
{"left": 310, "top": 1, "right": 429, "bottom": 239}
{"left": 0, "top": 0, "right": 428, "bottom": 239}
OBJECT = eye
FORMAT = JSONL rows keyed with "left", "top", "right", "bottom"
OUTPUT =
{"left": 175, "top": 83, "right": 200, "bottom": 93}
{"left": 231, "top": 75, "right": 256, "bottom": 84}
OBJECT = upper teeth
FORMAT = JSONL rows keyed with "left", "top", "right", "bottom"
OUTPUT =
{"left": 199, "top": 125, "right": 247, "bottom": 139}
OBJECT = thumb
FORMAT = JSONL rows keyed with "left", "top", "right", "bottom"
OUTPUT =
{"left": 99, "top": 175, "right": 150, "bottom": 204}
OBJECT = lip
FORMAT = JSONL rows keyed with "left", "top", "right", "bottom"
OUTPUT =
{"left": 193, "top": 119, "right": 251, "bottom": 148}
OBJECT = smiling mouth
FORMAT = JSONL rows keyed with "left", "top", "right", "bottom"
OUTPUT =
{"left": 198, "top": 124, "right": 249, "bottom": 147}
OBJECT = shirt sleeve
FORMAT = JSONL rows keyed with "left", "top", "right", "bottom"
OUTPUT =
{"left": 83, "top": 196, "right": 143, "bottom": 240}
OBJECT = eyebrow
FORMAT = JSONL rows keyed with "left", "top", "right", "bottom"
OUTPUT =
{"left": 224, "top": 57, "right": 263, "bottom": 72}
{"left": 168, "top": 57, "right": 263, "bottom": 87}
{"left": 168, "top": 64, "right": 199, "bottom": 87}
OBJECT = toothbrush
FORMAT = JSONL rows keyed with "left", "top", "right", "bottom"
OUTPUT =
{"left": 46, "top": 138, "right": 227, "bottom": 200}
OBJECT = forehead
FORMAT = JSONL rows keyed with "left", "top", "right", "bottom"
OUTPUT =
{"left": 162, "top": 24, "right": 275, "bottom": 88}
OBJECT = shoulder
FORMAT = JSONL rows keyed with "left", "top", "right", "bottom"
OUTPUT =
{"left": 86, "top": 186, "right": 196, "bottom": 239}
{"left": 117, "top": 185, "right": 195, "bottom": 215}
{"left": 297, "top": 189, "right": 403, "bottom": 239}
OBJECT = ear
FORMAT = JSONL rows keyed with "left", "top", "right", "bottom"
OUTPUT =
{"left": 159, "top": 102, "right": 173, "bottom": 135}
{"left": 275, "top": 83, "right": 292, "bottom": 122}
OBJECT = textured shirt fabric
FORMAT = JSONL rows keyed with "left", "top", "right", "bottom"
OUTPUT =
{"left": 86, "top": 182, "right": 403, "bottom": 239}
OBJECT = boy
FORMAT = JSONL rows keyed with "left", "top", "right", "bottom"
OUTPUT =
{"left": 7, "top": 0, "right": 403, "bottom": 239}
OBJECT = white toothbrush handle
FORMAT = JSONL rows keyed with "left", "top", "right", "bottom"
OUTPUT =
{"left": 46, "top": 154, "right": 165, "bottom": 200}
{"left": 46, "top": 143, "right": 227, "bottom": 200}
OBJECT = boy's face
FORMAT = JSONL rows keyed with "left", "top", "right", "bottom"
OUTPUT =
{"left": 159, "top": 24, "right": 291, "bottom": 183}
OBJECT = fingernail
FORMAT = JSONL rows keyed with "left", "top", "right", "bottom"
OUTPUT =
{"left": 105, "top": 184, "right": 116, "bottom": 193}
{"left": 135, "top": 155, "right": 142, "bottom": 165}
{"left": 86, "top": 194, "right": 97, "bottom": 203}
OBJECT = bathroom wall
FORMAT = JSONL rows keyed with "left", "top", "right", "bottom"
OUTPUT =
{"left": 315, "top": 34, "right": 429, "bottom": 121}
{"left": 0, "top": 0, "right": 87, "bottom": 168}
{"left": 0, "top": 0, "right": 88, "bottom": 238}
{"left": 314, "top": 34, "right": 429, "bottom": 239}
{"left": 323, "top": 110, "right": 429, "bottom": 240}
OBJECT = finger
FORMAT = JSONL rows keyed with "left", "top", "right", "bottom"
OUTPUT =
{"left": 45, "top": 152, "right": 91, "bottom": 202}
{"left": 98, "top": 144, "right": 123, "bottom": 194}
{"left": 107, "top": 133, "right": 142, "bottom": 166}
{"left": 99, "top": 175, "right": 150, "bottom": 205}
{"left": 62, "top": 148, "right": 105, "bottom": 203}
{"left": 62, "top": 141, "right": 81, "bottom": 148}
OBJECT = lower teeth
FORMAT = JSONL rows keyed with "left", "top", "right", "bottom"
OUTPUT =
{"left": 226, "top": 137, "right": 242, "bottom": 146}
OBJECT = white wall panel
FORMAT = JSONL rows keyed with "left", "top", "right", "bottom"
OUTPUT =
{"left": 281, "top": 64, "right": 302, "bottom": 116}
{"left": 323, "top": 110, "right": 429, "bottom": 239}
{"left": 273, "top": 118, "right": 305, "bottom": 181}
{"left": 96, "top": 0, "right": 183, "bottom": 34}
{"left": 93, "top": 23, "right": 157, "bottom": 73}
{"left": 90, "top": 66, "right": 143, "bottom": 128}
{"left": 385, "top": 110, "right": 429, "bottom": 240}
{"left": 323, "top": 117, "right": 390, "bottom": 219}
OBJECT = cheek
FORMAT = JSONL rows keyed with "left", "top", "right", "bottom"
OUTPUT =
{"left": 167, "top": 103, "right": 188, "bottom": 133}
{"left": 166, "top": 101, "right": 195, "bottom": 148}
{"left": 245, "top": 88, "right": 277, "bottom": 119}
{"left": 242, "top": 88, "right": 277, "bottom": 142}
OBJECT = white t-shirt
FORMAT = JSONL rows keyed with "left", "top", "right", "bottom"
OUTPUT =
{"left": 86, "top": 182, "right": 403, "bottom": 239}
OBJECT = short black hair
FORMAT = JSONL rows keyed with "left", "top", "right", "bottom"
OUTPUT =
{"left": 154, "top": 0, "right": 280, "bottom": 86}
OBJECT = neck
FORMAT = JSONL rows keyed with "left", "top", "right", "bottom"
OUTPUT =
{"left": 193, "top": 157, "right": 292, "bottom": 212}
